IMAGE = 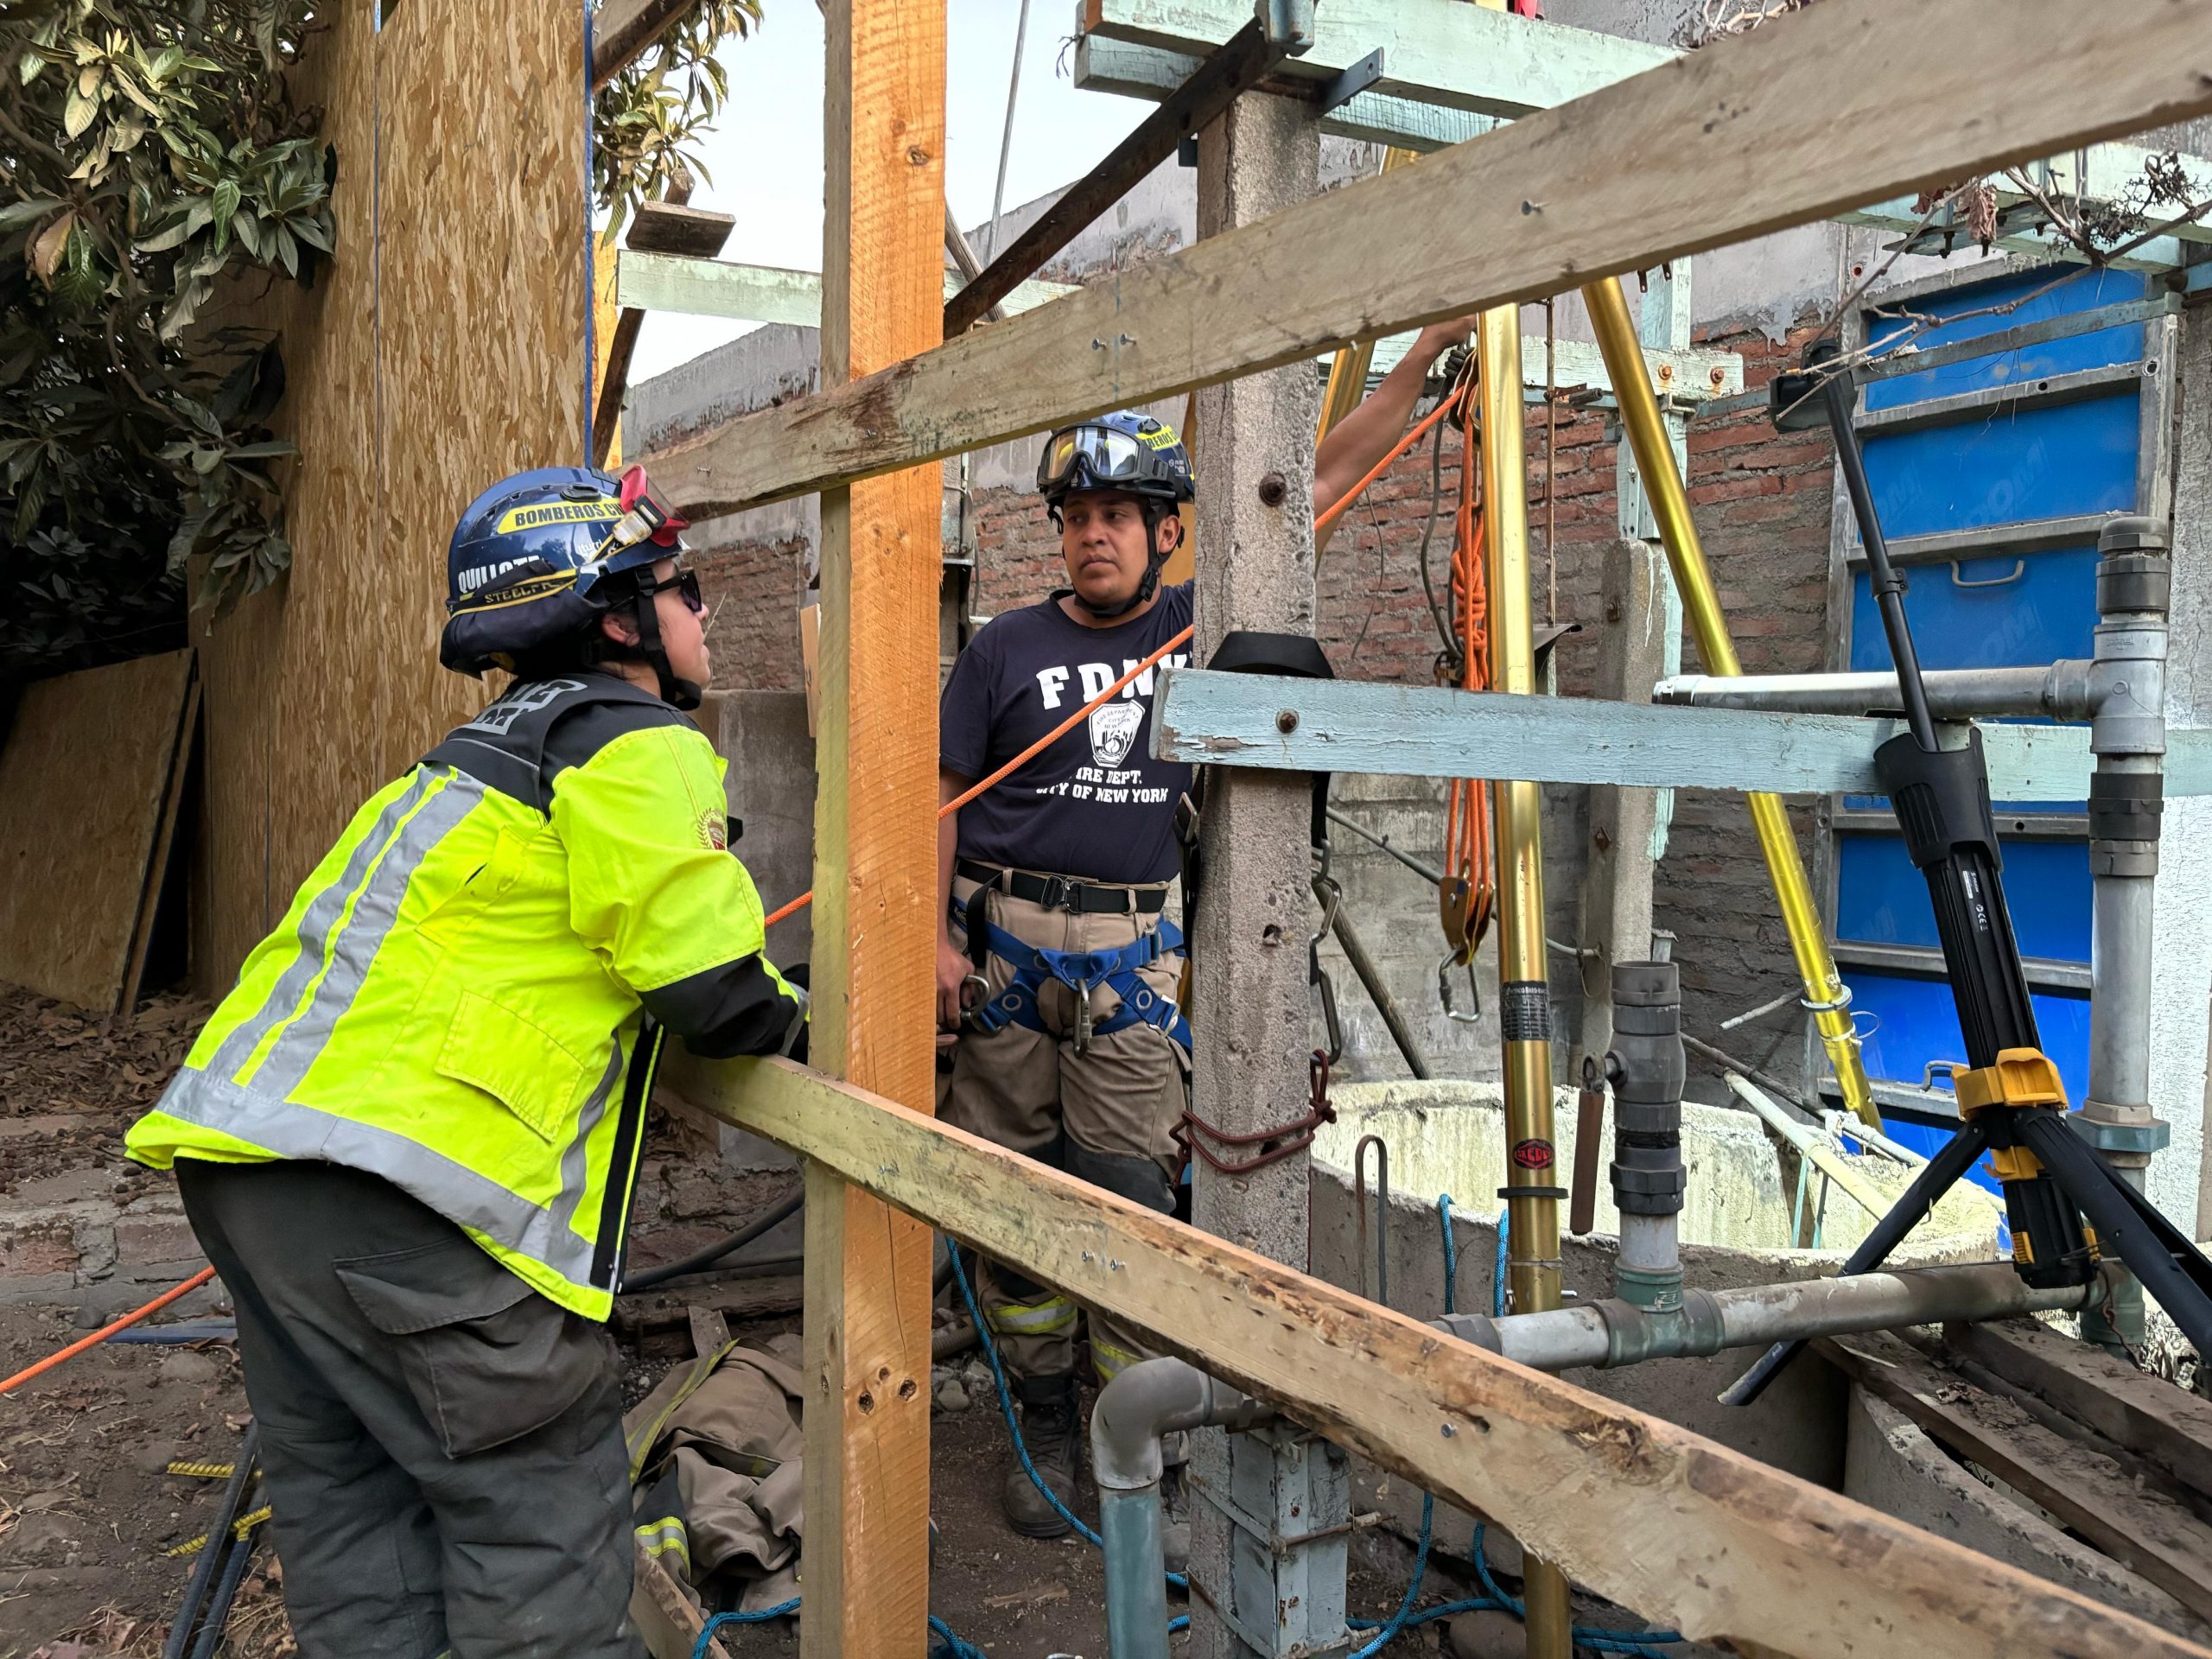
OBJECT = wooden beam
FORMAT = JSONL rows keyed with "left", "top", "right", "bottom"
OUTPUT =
{"left": 1947, "top": 1318, "right": 2212, "bottom": 1501}
{"left": 1078, "top": 0, "right": 1669, "bottom": 119}
{"left": 624, "top": 199, "right": 736, "bottom": 258}
{"left": 800, "top": 0, "right": 944, "bottom": 1652}
{"left": 658, "top": 1055, "right": 2212, "bottom": 1659}
{"left": 944, "top": 17, "right": 1292, "bottom": 335}
{"left": 651, "top": 0, "right": 2212, "bottom": 524}
{"left": 589, "top": 0, "right": 692, "bottom": 93}
{"left": 1076, "top": 3, "right": 2212, "bottom": 261}
{"left": 630, "top": 1538, "right": 736, "bottom": 1659}
{"left": 1149, "top": 669, "right": 2128, "bottom": 801}
{"left": 1821, "top": 1332, "right": 2212, "bottom": 1627}
{"left": 614, "top": 250, "right": 1078, "bottom": 326}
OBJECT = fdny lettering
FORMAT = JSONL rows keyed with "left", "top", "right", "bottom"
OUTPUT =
{"left": 1033, "top": 653, "right": 1190, "bottom": 711}
{"left": 463, "top": 679, "right": 588, "bottom": 736}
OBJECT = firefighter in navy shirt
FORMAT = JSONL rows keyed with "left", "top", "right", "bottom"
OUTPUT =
{"left": 938, "top": 321, "right": 1476, "bottom": 1545}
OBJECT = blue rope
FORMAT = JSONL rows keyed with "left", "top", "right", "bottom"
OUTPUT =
{"left": 1493, "top": 1206, "right": 1510, "bottom": 1319}
{"left": 692, "top": 1599, "right": 800, "bottom": 1657}
{"left": 1340, "top": 1199, "right": 1681, "bottom": 1656}
{"left": 949, "top": 1248, "right": 1192, "bottom": 1593}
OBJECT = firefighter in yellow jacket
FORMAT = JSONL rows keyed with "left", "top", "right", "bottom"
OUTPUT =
{"left": 127, "top": 466, "right": 804, "bottom": 1659}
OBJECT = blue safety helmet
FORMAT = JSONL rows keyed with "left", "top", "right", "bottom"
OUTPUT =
{"left": 1035, "top": 410, "right": 1194, "bottom": 514}
{"left": 1036, "top": 410, "right": 1193, "bottom": 617}
{"left": 439, "top": 464, "right": 697, "bottom": 702}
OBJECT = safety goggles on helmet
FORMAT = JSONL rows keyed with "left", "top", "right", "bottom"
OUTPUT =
{"left": 1038, "top": 423, "right": 1152, "bottom": 495}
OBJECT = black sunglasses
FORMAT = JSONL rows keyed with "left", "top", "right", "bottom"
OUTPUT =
{"left": 641, "top": 568, "right": 705, "bottom": 614}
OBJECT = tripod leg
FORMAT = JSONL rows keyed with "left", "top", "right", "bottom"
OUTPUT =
{"left": 1720, "top": 1121, "right": 1989, "bottom": 1407}
{"left": 2020, "top": 1114, "right": 2212, "bottom": 1357}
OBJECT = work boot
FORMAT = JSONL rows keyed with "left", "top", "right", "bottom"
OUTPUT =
{"left": 1001, "top": 1373, "right": 1081, "bottom": 1539}
{"left": 1160, "top": 1463, "right": 1192, "bottom": 1580}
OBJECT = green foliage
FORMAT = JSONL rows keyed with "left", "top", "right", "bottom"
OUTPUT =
{"left": 592, "top": 0, "right": 760, "bottom": 238}
{"left": 0, "top": 0, "right": 330, "bottom": 678}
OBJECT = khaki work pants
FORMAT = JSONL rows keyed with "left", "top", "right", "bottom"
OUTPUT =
{"left": 945, "top": 871, "right": 1185, "bottom": 1383}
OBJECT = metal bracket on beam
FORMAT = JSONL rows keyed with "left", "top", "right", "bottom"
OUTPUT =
{"left": 1314, "top": 48, "right": 1384, "bottom": 117}
{"left": 1260, "top": 0, "right": 1315, "bottom": 53}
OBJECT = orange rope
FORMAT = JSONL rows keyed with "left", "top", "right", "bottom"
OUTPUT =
{"left": 762, "top": 623, "right": 1198, "bottom": 928}
{"left": 1314, "top": 391, "right": 1462, "bottom": 535}
{"left": 1442, "top": 379, "right": 1496, "bottom": 963}
{"left": 1, "top": 1266, "right": 218, "bottom": 1395}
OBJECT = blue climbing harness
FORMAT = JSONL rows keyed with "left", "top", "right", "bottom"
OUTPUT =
{"left": 964, "top": 912, "right": 1192, "bottom": 1054}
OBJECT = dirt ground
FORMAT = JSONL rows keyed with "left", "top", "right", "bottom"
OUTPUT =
{"left": 0, "top": 984, "right": 1436, "bottom": 1656}
{"left": 3, "top": 1300, "right": 1436, "bottom": 1658}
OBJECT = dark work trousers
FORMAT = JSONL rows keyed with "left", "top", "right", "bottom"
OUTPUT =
{"left": 175, "top": 1159, "right": 638, "bottom": 1659}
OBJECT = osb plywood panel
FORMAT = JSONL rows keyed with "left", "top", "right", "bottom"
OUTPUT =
{"left": 0, "top": 652, "right": 194, "bottom": 1012}
{"left": 195, "top": 2, "right": 588, "bottom": 989}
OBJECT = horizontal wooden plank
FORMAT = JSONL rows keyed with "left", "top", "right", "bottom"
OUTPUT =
{"left": 1080, "top": 0, "right": 2208, "bottom": 263}
{"left": 1080, "top": 0, "right": 1670, "bottom": 118}
{"left": 650, "top": 0, "right": 2212, "bottom": 522}
{"left": 615, "top": 251, "right": 1077, "bottom": 326}
{"left": 625, "top": 200, "right": 737, "bottom": 259}
{"left": 660, "top": 1054, "right": 2209, "bottom": 1659}
{"left": 1821, "top": 1332, "right": 2212, "bottom": 1626}
{"left": 1147, "top": 668, "right": 2198, "bottom": 801}
{"left": 1947, "top": 1318, "right": 2212, "bottom": 1501}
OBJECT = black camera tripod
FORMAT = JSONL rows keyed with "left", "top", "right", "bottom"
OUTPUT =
{"left": 1722, "top": 340, "right": 2212, "bottom": 1407}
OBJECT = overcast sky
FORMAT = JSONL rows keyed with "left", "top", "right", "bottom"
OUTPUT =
{"left": 626, "top": 2, "right": 1153, "bottom": 382}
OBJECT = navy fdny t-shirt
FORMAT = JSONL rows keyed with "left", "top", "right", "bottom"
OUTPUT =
{"left": 939, "top": 582, "right": 1195, "bottom": 885}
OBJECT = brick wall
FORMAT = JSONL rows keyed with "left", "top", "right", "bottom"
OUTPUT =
{"left": 955, "top": 315, "right": 1844, "bottom": 1087}
{"left": 695, "top": 534, "right": 810, "bottom": 692}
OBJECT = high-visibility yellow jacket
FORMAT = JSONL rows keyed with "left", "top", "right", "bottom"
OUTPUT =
{"left": 127, "top": 675, "right": 804, "bottom": 1320}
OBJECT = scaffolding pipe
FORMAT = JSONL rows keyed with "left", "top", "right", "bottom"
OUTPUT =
{"left": 1477, "top": 306, "right": 1573, "bottom": 1658}
{"left": 1092, "top": 1359, "right": 1273, "bottom": 1659}
{"left": 1433, "top": 1261, "right": 2111, "bottom": 1374}
{"left": 1319, "top": 877, "right": 1432, "bottom": 1079}
{"left": 2076, "top": 517, "right": 2174, "bottom": 1353}
{"left": 1583, "top": 275, "right": 1881, "bottom": 1129}
{"left": 1654, "top": 664, "right": 2089, "bottom": 720}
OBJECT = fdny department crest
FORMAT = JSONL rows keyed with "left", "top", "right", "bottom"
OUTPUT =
{"left": 1088, "top": 702, "right": 1144, "bottom": 769}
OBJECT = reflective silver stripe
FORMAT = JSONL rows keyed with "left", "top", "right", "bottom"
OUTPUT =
{"left": 551, "top": 1037, "right": 626, "bottom": 1245}
{"left": 250, "top": 774, "right": 486, "bottom": 1099}
{"left": 153, "top": 1068, "right": 599, "bottom": 1290}
{"left": 983, "top": 1296, "right": 1077, "bottom": 1334}
{"left": 207, "top": 772, "right": 435, "bottom": 1082}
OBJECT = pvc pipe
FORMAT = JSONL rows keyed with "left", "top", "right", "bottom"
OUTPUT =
{"left": 1433, "top": 1261, "right": 2110, "bottom": 1374}
{"left": 1091, "top": 1359, "right": 1272, "bottom": 1659}
{"left": 1653, "top": 664, "right": 2088, "bottom": 720}
{"left": 1726, "top": 1073, "right": 1898, "bottom": 1225}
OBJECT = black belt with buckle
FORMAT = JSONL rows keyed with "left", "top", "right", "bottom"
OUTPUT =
{"left": 957, "top": 860, "right": 1167, "bottom": 916}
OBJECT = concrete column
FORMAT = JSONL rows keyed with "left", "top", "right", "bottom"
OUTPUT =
{"left": 1186, "top": 91, "right": 1339, "bottom": 1659}
{"left": 2150, "top": 307, "right": 2212, "bottom": 1237}
{"left": 1574, "top": 265, "right": 1688, "bottom": 1077}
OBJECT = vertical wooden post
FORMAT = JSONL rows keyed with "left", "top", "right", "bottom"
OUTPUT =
{"left": 804, "top": 1, "right": 944, "bottom": 1652}
{"left": 1187, "top": 90, "right": 1332, "bottom": 1659}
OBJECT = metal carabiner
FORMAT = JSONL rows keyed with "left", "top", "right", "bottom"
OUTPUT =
{"left": 1073, "top": 980, "right": 1096, "bottom": 1055}
{"left": 1438, "top": 950, "right": 1482, "bottom": 1023}
{"left": 1309, "top": 857, "right": 1344, "bottom": 1065}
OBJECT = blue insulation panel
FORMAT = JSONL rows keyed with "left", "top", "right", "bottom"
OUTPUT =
{"left": 1864, "top": 268, "right": 2149, "bottom": 408}
{"left": 1830, "top": 267, "right": 2145, "bottom": 1156}
{"left": 1834, "top": 834, "right": 2091, "bottom": 964}
{"left": 1852, "top": 971, "right": 2093, "bottom": 1192}
{"left": 1859, "top": 394, "right": 2139, "bottom": 540}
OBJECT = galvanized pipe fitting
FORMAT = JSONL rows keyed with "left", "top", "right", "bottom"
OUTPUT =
{"left": 1430, "top": 1261, "right": 2113, "bottom": 1374}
